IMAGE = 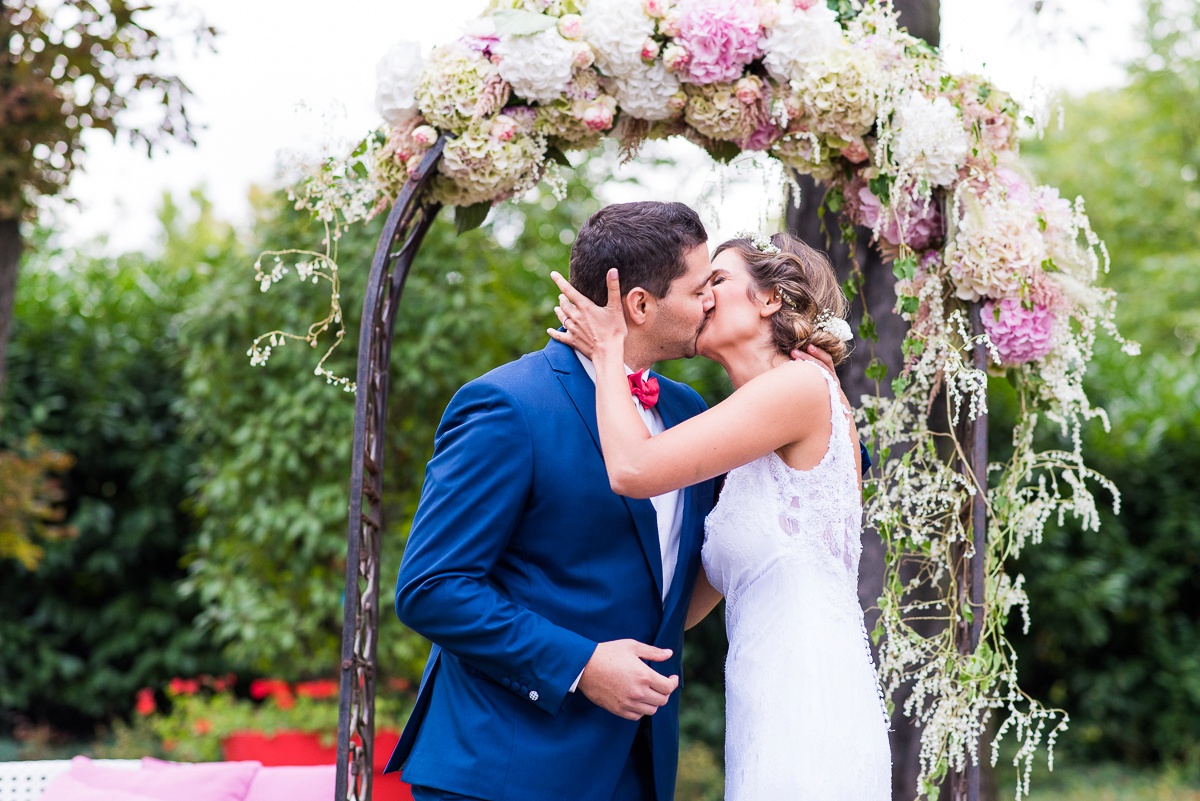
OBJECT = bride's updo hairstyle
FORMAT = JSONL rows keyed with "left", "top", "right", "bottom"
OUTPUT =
{"left": 712, "top": 233, "right": 852, "bottom": 366}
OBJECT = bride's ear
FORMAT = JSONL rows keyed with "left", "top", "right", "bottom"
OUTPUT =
{"left": 760, "top": 292, "right": 783, "bottom": 318}
{"left": 624, "top": 287, "right": 654, "bottom": 326}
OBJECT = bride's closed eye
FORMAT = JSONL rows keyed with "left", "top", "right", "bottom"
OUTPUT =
{"left": 711, "top": 275, "right": 727, "bottom": 287}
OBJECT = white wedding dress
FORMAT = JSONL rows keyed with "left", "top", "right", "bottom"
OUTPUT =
{"left": 701, "top": 365, "right": 892, "bottom": 800}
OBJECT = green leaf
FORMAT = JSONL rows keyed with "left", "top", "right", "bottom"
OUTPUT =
{"left": 491, "top": 9, "right": 557, "bottom": 36}
{"left": 857, "top": 317, "right": 877, "bottom": 342}
{"left": 891, "top": 375, "right": 909, "bottom": 395}
{"left": 841, "top": 278, "right": 859, "bottom": 300}
{"left": 892, "top": 254, "right": 917, "bottom": 282}
{"left": 544, "top": 146, "right": 571, "bottom": 167}
{"left": 825, "top": 187, "right": 845, "bottom": 214}
{"left": 899, "top": 295, "right": 920, "bottom": 315}
{"left": 865, "top": 359, "right": 888, "bottom": 382}
{"left": 454, "top": 202, "right": 492, "bottom": 235}
{"left": 867, "top": 175, "right": 891, "bottom": 205}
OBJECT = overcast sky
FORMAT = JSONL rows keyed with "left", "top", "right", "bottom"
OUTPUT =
{"left": 48, "top": 0, "right": 1144, "bottom": 254}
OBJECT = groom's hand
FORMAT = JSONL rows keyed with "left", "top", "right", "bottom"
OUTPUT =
{"left": 791, "top": 344, "right": 836, "bottom": 375}
{"left": 578, "top": 639, "right": 679, "bottom": 720}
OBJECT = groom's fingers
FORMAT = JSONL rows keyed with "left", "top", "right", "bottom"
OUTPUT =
{"left": 646, "top": 671, "right": 679, "bottom": 696}
{"left": 633, "top": 643, "right": 672, "bottom": 662}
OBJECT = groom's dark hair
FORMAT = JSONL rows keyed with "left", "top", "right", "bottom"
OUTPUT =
{"left": 569, "top": 201, "right": 708, "bottom": 306}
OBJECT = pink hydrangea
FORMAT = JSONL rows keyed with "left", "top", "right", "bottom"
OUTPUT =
{"left": 672, "top": 0, "right": 763, "bottom": 84}
{"left": 981, "top": 298, "right": 1056, "bottom": 364}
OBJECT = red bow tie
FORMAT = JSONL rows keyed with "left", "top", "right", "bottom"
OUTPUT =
{"left": 627, "top": 370, "right": 660, "bottom": 409}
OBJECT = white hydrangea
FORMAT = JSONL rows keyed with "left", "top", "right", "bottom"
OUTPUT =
{"left": 761, "top": 1, "right": 844, "bottom": 85}
{"left": 495, "top": 29, "right": 579, "bottom": 104}
{"left": 612, "top": 62, "right": 680, "bottom": 120}
{"left": 892, "top": 93, "right": 969, "bottom": 187}
{"left": 375, "top": 41, "right": 424, "bottom": 127}
{"left": 582, "top": 0, "right": 656, "bottom": 80}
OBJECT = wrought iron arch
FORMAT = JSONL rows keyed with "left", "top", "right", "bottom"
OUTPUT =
{"left": 332, "top": 140, "right": 990, "bottom": 801}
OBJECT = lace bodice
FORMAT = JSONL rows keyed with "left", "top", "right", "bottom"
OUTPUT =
{"left": 701, "top": 364, "right": 890, "bottom": 800}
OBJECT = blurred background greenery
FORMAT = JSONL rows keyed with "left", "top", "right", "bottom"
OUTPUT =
{"left": 2, "top": 0, "right": 1199, "bottom": 798}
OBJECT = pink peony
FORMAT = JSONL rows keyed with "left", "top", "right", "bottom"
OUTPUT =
{"left": 672, "top": 0, "right": 764, "bottom": 84}
{"left": 981, "top": 298, "right": 1056, "bottom": 364}
{"left": 734, "top": 75, "right": 763, "bottom": 103}
{"left": 489, "top": 115, "right": 518, "bottom": 141}
{"left": 582, "top": 101, "right": 616, "bottom": 131}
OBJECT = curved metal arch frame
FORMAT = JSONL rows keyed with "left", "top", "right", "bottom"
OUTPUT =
{"left": 332, "top": 139, "right": 990, "bottom": 801}
{"left": 335, "top": 137, "right": 445, "bottom": 801}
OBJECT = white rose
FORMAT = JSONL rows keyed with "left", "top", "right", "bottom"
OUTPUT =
{"left": 375, "top": 41, "right": 424, "bottom": 127}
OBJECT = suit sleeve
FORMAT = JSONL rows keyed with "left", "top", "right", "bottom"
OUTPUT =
{"left": 395, "top": 378, "right": 597, "bottom": 714}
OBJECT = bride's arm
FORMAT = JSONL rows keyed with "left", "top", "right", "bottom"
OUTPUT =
{"left": 549, "top": 269, "right": 829, "bottom": 499}
{"left": 685, "top": 573, "right": 723, "bottom": 630}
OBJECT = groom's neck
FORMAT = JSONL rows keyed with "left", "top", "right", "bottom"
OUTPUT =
{"left": 621, "top": 334, "right": 655, "bottom": 373}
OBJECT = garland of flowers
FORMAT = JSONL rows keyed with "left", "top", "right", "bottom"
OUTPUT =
{"left": 251, "top": 1, "right": 1137, "bottom": 797}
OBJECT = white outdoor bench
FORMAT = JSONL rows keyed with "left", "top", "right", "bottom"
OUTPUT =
{"left": 0, "top": 759, "right": 140, "bottom": 801}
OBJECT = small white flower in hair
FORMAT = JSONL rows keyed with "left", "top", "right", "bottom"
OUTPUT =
{"left": 735, "top": 230, "right": 782, "bottom": 255}
{"left": 815, "top": 308, "right": 854, "bottom": 342}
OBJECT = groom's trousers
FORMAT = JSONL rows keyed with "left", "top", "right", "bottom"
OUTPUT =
{"left": 408, "top": 717, "right": 656, "bottom": 801}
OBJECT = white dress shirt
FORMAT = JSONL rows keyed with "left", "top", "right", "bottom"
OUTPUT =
{"left": 574, "top": 351, "right": 685, "bottom": 601}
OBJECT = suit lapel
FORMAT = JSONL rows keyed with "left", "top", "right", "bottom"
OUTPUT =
{"left": 543, "top": 340, "right": 664, "bottom": 597}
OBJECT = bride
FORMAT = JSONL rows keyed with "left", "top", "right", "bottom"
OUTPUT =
{"left": 549, "top": 232, "right": 891, "bottom": 800}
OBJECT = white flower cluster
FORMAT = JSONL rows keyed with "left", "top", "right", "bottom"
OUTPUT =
{"left": 375, "top": 41, "right": 423, "bottom": 128}
{"left": 760, "top": 1, "right": 844, "bottom": 85}
{"left": 495, "top": 28, "right": 579, "bottom": 104}
{"left": 891, "top": 92, "right": 969, "bottom": 187}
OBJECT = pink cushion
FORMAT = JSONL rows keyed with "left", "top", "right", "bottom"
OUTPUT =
{"left": 41, "top": 772, "right": 154, "bottom": 801}
{"left": 243, "top": 765, "right": 336, "bottom": 801}
{"left": 53, "top": 756, "right": 260, "bottom": 801}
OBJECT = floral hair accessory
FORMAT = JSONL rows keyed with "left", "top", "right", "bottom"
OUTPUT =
{"left": 815, "top": 308, "right": 854, "bottom": 342}
{"left": 736, "top": 230, "right": 782, "bottom": 255}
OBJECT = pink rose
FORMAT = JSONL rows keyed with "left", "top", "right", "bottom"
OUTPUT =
{"left": 490, "top": 115, "right": 518, "bottom": 141}
{"left": 756, "top": 0, "right": 780, "bottom": 28}
{"left": 841, "top": 138, "right": 870, "bottom": 164}
{"left": 411, "top": 125, "right": 438, "bottom": 148}
{"left": 641, "top": 38, "right": 661, "bottom": 61}
{"left": 582, "top": 101, "right": 615, "bottom": 131}
{"left": 662, "top": 43, "right": 691, "bottom": 72}
{"left": 667, "top": 90, "right": 689, "bottom": 112}
{"left": 794, "top": 0, "right": 818, "bottom": 9}
{"left": 644, "top": 0, "right": 669, "bottom": 18}
{"left": 557, "top": 14, "right": 585, "bottom": 40}
{"left": 739, "top": 120, "right": 782, "bottom": 151}
{"left": 660, "top": 9, "right": 683, "bottom": 37}
{"left": 734, "top": 75, "right": 763, "bottom": 104}
{"left": 572, "top": 44, "right": 596, "bottom": 69}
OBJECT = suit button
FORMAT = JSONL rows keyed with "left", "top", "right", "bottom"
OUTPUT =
{"left": 528, "top": 690, "right": 539, "bottom": 701}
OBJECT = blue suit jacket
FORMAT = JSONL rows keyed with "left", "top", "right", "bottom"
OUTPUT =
{"left": 384, "top": 339, "right": 717, "bottom": 801}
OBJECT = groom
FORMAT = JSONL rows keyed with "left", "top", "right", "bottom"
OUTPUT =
{"left": 383, "top": 201, "right": 721, "bottom": 801}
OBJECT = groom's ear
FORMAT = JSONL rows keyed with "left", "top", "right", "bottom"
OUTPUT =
{"left": 623, "top": 287, "right": 654, "bottom": 327}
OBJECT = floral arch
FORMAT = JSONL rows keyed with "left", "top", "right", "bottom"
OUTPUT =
{"left": 249, "top": 1, "right": 1137, "bottom": 799}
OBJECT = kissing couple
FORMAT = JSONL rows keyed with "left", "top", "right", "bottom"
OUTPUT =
{"left": 383, "top": 201, "right": 891, "bottom": 800}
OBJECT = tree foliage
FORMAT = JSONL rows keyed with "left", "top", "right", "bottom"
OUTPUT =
{"left": 0, "top": 197, "right": 236, "bottom": 730}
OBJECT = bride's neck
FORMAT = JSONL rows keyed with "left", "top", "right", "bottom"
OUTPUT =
{"left": 714, "top": 340, "right": 786, "bottom": 389}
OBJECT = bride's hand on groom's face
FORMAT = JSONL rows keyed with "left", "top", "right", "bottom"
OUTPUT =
{"left": 547, "top": 269, "right": 627, "bottom": 359}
